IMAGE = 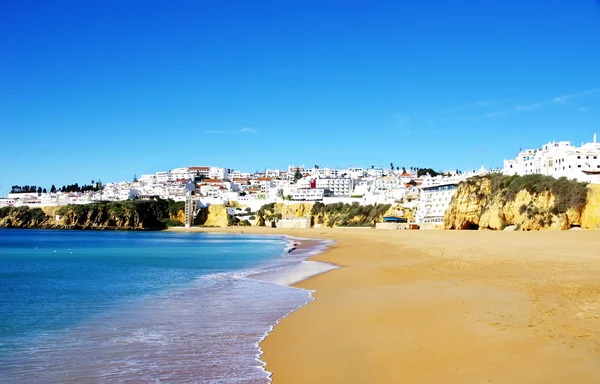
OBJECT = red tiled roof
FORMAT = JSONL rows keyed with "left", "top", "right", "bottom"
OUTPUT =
{"left": 189, "top": 166, "right": 210, "bottom": 170}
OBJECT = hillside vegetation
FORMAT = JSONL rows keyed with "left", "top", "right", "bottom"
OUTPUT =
{"left": 446, "top": 174, "right": 594, "bottom": 230}
{"left": 0, "top": 199, "right": 185, "bottom": 230}
{"left": 251, "top": 202, "right": 393, "bottom": 228}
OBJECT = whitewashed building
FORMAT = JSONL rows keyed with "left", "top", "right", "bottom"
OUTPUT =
{"left": 503, "top": 134, "right": 600, "bottom": 183}
{"left": 315, "top": 178, "right": 353, "bottom": 197}
{"left": 209, "top": 167, "right": 232, "bottom": 180}
{"left": 291, "top": 188, "right": 325, "bottom": 201}
{"left": 139, "top": 174, "right": 157, "bottom": 184}
{"left": 416, "top": 172, "right": 473, "bottom": 226}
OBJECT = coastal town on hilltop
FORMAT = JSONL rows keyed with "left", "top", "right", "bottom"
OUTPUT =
{"left": 3, "top": 134, "right": 600, "bottom": 228}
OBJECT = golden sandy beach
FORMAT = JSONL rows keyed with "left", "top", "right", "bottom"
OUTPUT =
{"left": 172, "top": 227, "right": 600, "bottom": 383}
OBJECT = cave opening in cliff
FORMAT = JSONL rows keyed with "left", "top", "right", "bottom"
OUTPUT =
{"left": 461, "top": 221, "right": 479, "bottom": 230}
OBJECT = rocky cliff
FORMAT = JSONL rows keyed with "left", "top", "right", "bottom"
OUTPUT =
{"left": 444, "top": 174, "right": 595, "bottom": 230}
{"left": 193, "top": 204, "right": 230, "bottom": 227}
{"left": 581, "top": 184, "right": 600, "bottom": 229}
{"left": 249, "top": 202, "right": 408, "bottom": 228}
{"left": 0, "top": 200, "right": 185, "bottom": 230}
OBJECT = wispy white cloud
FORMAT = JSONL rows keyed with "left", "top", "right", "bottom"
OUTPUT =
{"left": 514, "top": 102, "right": 544, "bottom": 111}
{"left": 579, "top": 107, "right": 589, "bottom": 112}
{"left": 485, "top": 112, "right": 507, "bottom": 118}
{"left": 553, "top": 88, "right": 599, "bottom": 104}
{"left": 204, "top": 127, "right": 258, "bottom": 134}
{"left": 483, "top": 87, "right": 599, "bottom": 118}
{"left": 238, "top": 127, "right": 256, "bottom": 133}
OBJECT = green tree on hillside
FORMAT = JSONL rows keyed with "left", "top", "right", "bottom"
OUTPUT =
{"left": 293, "top": 168, "right": 303, "bottom": 183}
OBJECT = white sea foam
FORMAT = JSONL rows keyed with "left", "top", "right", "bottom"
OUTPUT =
{"left": 0, "top": 234, "right": 335, "bottom": 384}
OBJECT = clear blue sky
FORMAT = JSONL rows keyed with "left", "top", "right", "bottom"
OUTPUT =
{"left": 1, "top": 0, "right": 599, "bottom": 194}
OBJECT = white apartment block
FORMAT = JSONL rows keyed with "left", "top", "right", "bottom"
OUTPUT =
{"left": 209, "top": 167, "right": 232, "bottom": 180}
{"left": 503, "top": 134, "right": 600, "bottom": 183}
{"left": 139, "top": 174, "right": 157, "bottom": 184}
{"left": 250, "top": 177, "right": 275, "bottom": 192}
{"left": 366, "top": 168, "right": 385, "bottom": 178}
{"left": 168, "top": 167, "right": 195, "bottom": 182}
{"left": 374, "top": 176, "right": 406, "bottom": 191}
{"left": 416, "top": 172, "right": 480, "bottom": 225}
{"left": 305, "top": 167, "right": 346, "bottom": 179}
{"left": 189, "top": 166, "right": 211, "bottom": 178}
{"left": 417, "top": 184, "right": 459, "bottom": 225}
{"left": 265, "top": 169, "right": 283, "bottom": 178}
{"left": 315, "top": 178, "right": 353, "bottom": 197}
{"left": 346, "top": 167, "right": 366, "bottom": 179}
{"left": 155, "top": 171, "right": 169, "bottom": 183}
{"left": 230, "top": 170, "right": 251, "bottom": 179}
{"left": 292, "top": 188, "right": 325, "bottom": 201}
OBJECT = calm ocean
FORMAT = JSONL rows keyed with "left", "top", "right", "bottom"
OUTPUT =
{"left": 0, "top": 229, "right": 314, "bottom": 383}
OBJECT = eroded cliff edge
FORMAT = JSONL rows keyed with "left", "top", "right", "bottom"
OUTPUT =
{"left": 0, "top": 200, "right": 185, "bottom": 230}
{"left": 444, "top": 174, "right": 599, "bottom": 230}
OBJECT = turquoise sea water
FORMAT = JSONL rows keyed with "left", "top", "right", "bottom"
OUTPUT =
{"left": 0, "top": 229, "right": 313, "bottom": 383}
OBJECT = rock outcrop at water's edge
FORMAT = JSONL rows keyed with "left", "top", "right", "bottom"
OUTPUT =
{"left": 444, "top": 174, "right": 598, "bottom": 230}
{"left": 0, "top": 200, "right": 185, "bottom": 230}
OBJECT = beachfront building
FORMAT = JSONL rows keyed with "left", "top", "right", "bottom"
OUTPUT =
{"left": 502, "top": 134, "right": 600, "bottom": 183}
{"left": 416, "top": 174, "right": 468, "bottom": 226}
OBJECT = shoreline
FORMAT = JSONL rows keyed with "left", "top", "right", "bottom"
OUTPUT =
{"left": 256, "top": 228, "right": 600, "bottom": 383}
{"left": 167, "top": 226, "right": 340, "bottom": 287}
{"left": 167, "top": 226, "right": 341, "bottom": 382}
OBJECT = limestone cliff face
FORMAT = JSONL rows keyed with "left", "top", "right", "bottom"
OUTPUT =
{"left": 581, "top": 184, "right": 600, "bottom": 229}
{"left": 444, "top": 177, "right": 596, "bottom": 230}
{"left": 383, "top": 205, "right": 415, "bottom": 222}
{"left": 195, "top": 204, "right": 230, "bottom": 228}
{"left": 277, "top": 203, "right": 314, "bottom": 218}
{"left": 253, "top": 202, "right": 396, "bottom": 228}
{"left": 170, "top": 210, "right": 185, "bottom": 224}
{"left": 0, "top": 201, "right": 185, "bottom": 230}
